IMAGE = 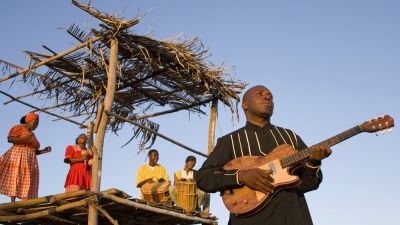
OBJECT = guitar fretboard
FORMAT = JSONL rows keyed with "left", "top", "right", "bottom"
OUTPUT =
{"left": 280, "top": 125, "right": 362, "bottom": 168}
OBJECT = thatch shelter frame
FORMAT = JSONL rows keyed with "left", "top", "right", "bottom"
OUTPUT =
{"left": 0, "top": 1, "right": 246, "bottom": 224}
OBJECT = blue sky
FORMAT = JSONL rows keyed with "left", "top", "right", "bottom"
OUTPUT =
{"left": 1, "top": 1, "right": 399, "bottom": 225}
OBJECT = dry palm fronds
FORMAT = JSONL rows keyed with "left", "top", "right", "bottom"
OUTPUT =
{"left": 0, "top": 1, "right": 246, "bottom": 150}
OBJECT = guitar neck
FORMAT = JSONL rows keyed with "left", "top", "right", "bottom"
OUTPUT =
{"left": 280, "top": 125, "right": 363, "bottom": 168}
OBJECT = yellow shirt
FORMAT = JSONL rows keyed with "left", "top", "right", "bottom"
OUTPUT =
{"left": 136, "top": 164, "right": 170, "bottom": 186}
{"left": 174, "top": 169, "right": 194, "bottom": 181}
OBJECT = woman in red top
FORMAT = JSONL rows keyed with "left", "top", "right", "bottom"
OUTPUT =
{"left": 64, "top": 133, "right": 92, "bottom": 192}
{"left": 0, "top": 112, "right": 52, "bottom": 202}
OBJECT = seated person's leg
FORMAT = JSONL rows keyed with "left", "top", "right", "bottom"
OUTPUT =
{"left": 169, "top": 185, "right": 177, "bottom": 204}
{"left": 197, "top": 189, "right": 206, "bottom": 210}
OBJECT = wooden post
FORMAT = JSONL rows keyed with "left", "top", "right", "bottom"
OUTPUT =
{"left": 0, "top": 35, "right": 104, "bottom": 83}
{"left": 88, "top": 38, "right": 118, "bottom": 225}
{"left": 87, "top": 122, "right": 94, "bottom": 148}
{"left": 203, "top": 98, "right": 218, "bottom": 217}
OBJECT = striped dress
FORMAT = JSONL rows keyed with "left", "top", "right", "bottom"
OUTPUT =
{"left": 0, "top": 124, "right": 40, "bottom": 199}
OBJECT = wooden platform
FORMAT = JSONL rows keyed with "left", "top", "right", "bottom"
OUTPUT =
{"left": 0, "top": 188, "right": 217, "bottom": 225}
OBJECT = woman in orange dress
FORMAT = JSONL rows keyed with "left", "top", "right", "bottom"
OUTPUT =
{"left": 64, "top": 133, "right": 92, "bottom": 192}
{"left": 0, "top": 112, "right": 52, "bottom": 202}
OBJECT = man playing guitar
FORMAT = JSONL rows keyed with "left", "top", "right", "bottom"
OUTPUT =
{"left": 196, "top": 85, "right": 332, "bottom": 225}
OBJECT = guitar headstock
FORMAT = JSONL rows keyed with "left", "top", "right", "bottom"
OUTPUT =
{"left": 359, "top": 115, "right": 394, "bottom": 133}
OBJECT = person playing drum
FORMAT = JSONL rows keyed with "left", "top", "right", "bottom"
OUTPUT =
{"left": 170, "top": 155, "right": 205, "bottom": 210}
{"left": 136, "top": 149, "right": 170, "bottom": 201}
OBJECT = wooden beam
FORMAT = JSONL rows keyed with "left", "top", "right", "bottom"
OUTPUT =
{"left": 0, "top": 209, "right": 77, "bottom": 225}
{"left": 93, "top": 204, "right": 119, "bottom": 225}
{"left": 207, "top": 99, "right": 218, "bottom": 155}
{"left": 0, "top": 198, "right": 88, "bottom": 222}
{"left": 93, "top": 103, "right": 104, "bottom": 133}
{"left": 105, "top": 110, "right": 208, "bottom": 158}
{"left": 203, "top": 98, "right": 218, "bottom": 217}
{"left": 0, "top": 90, "right": 86, "bottom": 128}
{"left": 0, "top": 35, "right": 104, "bottom": 83}
{"left": 97, "top": 192, "right": 217, "bottom": 225}
{"left": 128, "top": 98, "right": 213, "bottom": 121}
{"left": 88, "top": 37, "right": 118, "bottom": 225}
{"left": 87, "top": 122, "right": 94, "bottom": 148}
{"left": 3, "top": 80, "right": 72, "bottom": 105}
{"left": 0, "top": 188, "right": 122, "bottom": 211}
{"left": 0, "top": 59, "right": 46, "bottom": 79}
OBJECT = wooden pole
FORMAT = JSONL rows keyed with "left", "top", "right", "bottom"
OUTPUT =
{"left": 207, "top": 99, "right": 218, "bottom": 155}
{"left": 93, "top": 204, "right": 119, "bottom": 225}
{"left": 105, "top": 110, "right": 208, "bottom": 158}
{"left": 203, "top": 99, "right": 218, "bottom": 217}
{"left": 93, "top": 104, "right": 104, "bottom": 133}
{"left": 0, "top": 190, "right": 88, "bottom": 210}
{"left": 0, "top": 209, "right": 77, "bottom": 225}
{"left": 127, "top": 98, "right": 214, "bottom": 121}
{"left": 0, "top": 198, "right": 88, "bottom": 221}
{"left": 87, "top": 122, "right": 94, "bottom": 148}
{"left": 0, "top": 188, "right": 121, "bottom": 211}
{"left": 0, "top": 90, "right": 86, "bottom": 127}
{"left": 88, "top": 37, "right": 118, "bottom": 225}
{"left": 98, "top": 192, "right": 217, "bottom": 225}
{"left": 0, "top": 35, "right": 104, "bottom": 83}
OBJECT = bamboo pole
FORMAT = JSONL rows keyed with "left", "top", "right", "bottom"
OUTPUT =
{"left": 93, "top": 204, "right": 119, "bottom": 225}
{"left": 97, "top": 192, "right": 217, "bottom": 225}
{"left": 203, "top": 99, "right": 218, "bottom": 217}
{"left": 0, "top": 198, "right": 88, "bottom": 221}
{"left": 52, "top": 112, "right": 91, "bottom": 121}
{"left": 0, "top": 35, "right": 104, "bottom": 83}
{"left": 93, "top": 103, "right": 104, "bottom": 133}
{"left": 87, "top": 122, "right": 94, "bottom": 148}
{"left": 3, "top": 86, "right": 74, "bottom": 106}
{"left": 0, "top": 90, "right": 86, "bottom": 128}
{"left": 0, "top": 59, "right": 46, "bottom": 79}
{"left": 43, "top": 215, "right": 78, "bottom": 225}
{"left": 0, "top": 209, "right": 77, "bottom": 225}
{"left": 88, "top": 37, "right": 118, "bottom": 225}
{"left": 207, "top": 99, "right": 218, "bottom": 155}
{"left": 33, "top": 99, "right": 87, "bottom": 112}
{"left": 105, "top": 110, "right": 208, "bottom": 158}
{"left": 0, "top": 190, "right": 88, "bottom": 211}
{"left": 128, "top": 98, "right": 213, "bottom": 121}
{"left": 0, "top": 188, "right": 121, "bottom": 211}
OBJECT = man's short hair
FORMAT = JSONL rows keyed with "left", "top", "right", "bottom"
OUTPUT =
{"left": 148, "top": 149, "right": 158, "bottom": 156}
{"left": 185, "top": 155, "right": 196, "bottom": 162}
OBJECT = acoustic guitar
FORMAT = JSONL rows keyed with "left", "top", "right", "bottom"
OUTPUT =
{"left": 222, "top": 115, "right": 394, "bottom": 217}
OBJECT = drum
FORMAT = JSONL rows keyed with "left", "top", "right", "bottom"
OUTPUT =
{"left": 141, "top": 181, "right": 170, "bottom": 204}
{"left": 176, "top": 181, "right": 197, "bottom": 213}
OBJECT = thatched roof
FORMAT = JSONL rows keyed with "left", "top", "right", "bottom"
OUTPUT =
{"left": 0, "top": 0, "right": 246, "bottom": 149}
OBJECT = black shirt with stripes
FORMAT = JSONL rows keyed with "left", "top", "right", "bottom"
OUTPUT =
{"left": 196, "top": 122, "right": 322, "bottom": 225}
